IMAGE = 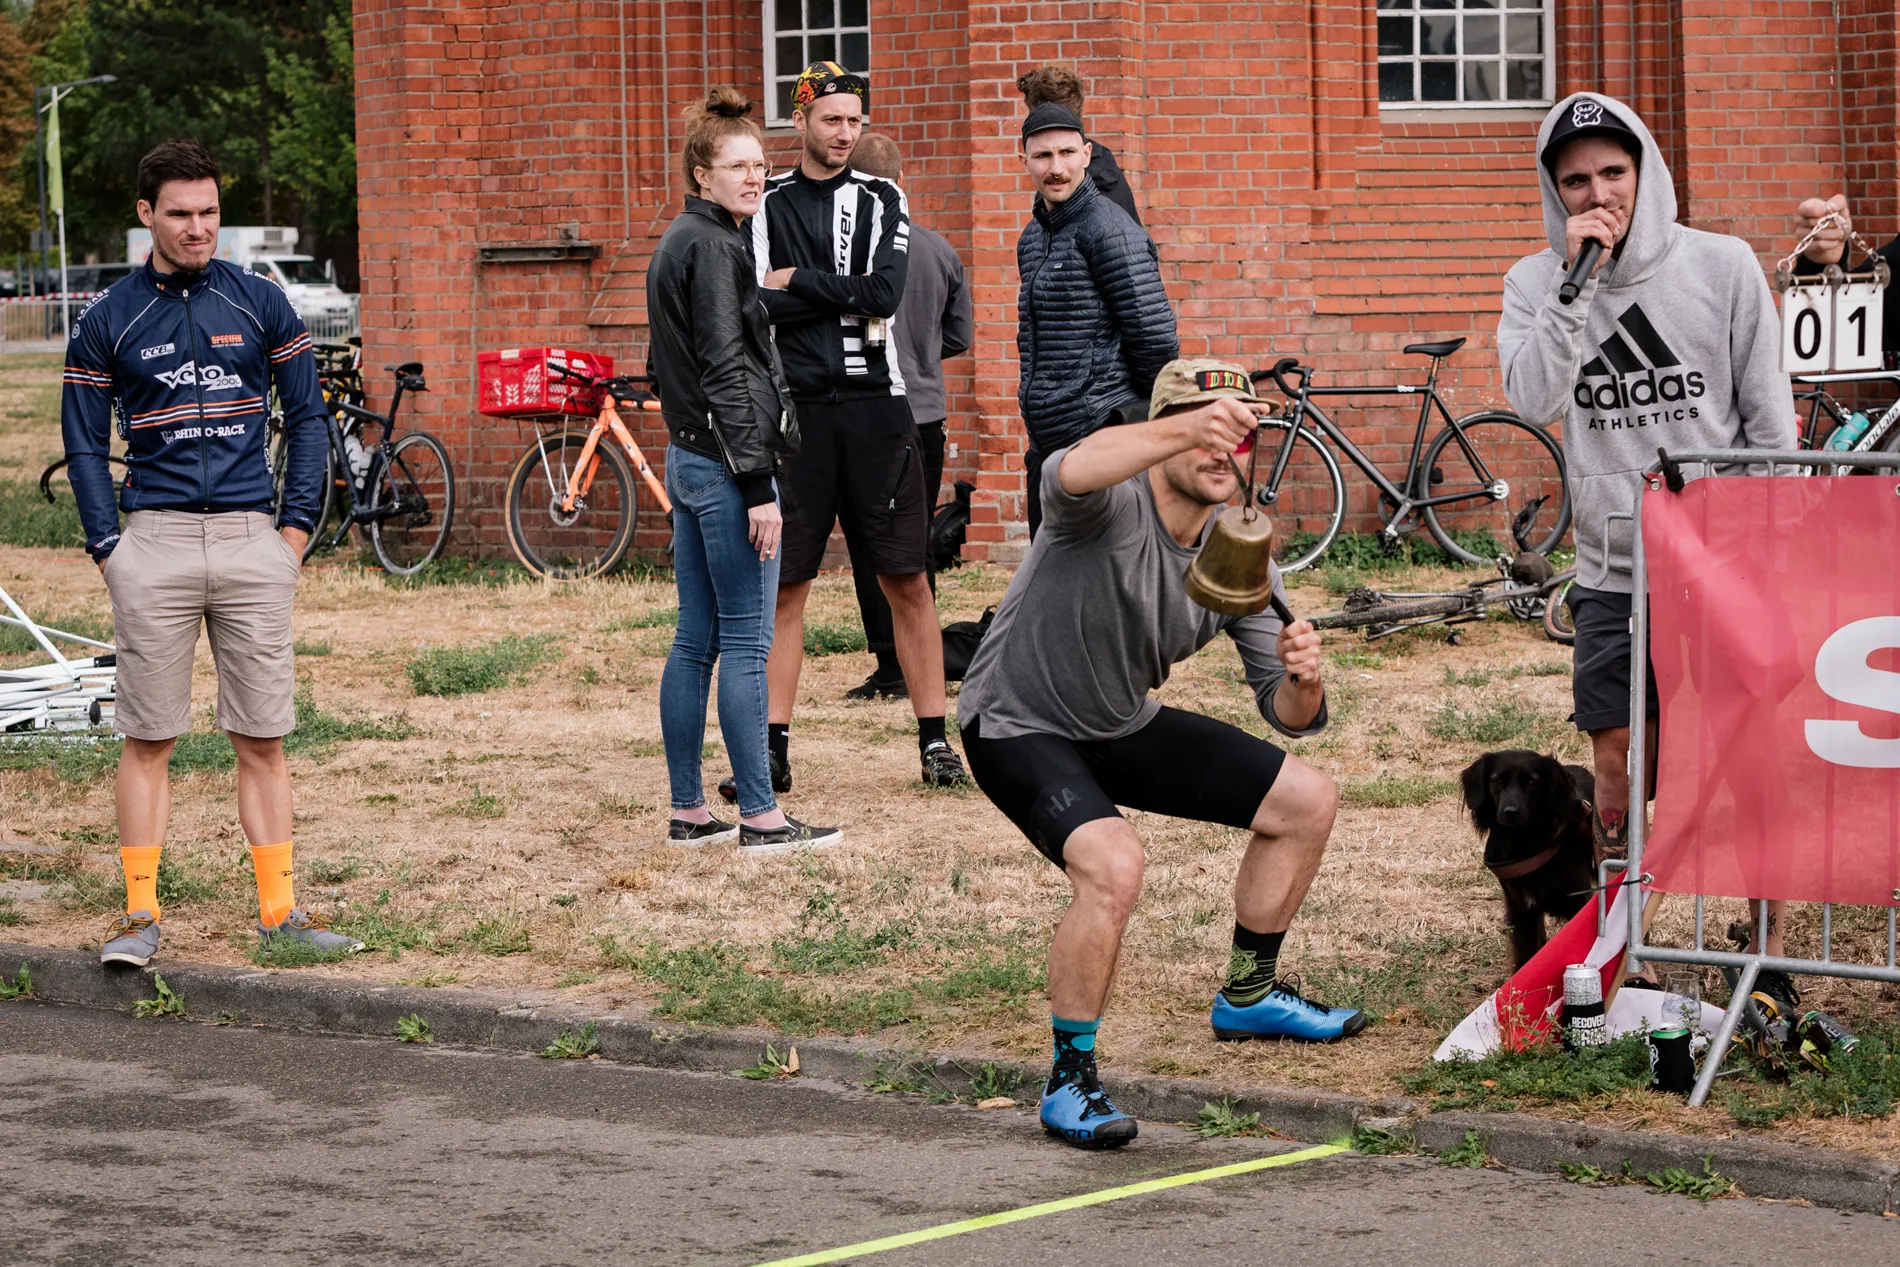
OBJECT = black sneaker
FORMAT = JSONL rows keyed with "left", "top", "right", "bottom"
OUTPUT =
{"left": 845, "top": 671, "right": 908, "bottom": 701}
{"left": 667, "top": 814, "right": 740, "bottom": 847}
{"left": 920, "top": 739, "right": 968, "bottom": 788}
{"left": 738, "top": 815, "right": 843, "bottom": 856}
{"left": 717, "top": 751, "right": 792, "bottom": 802}
{"left": 1755, "top": 968, "right": 1801, "bottom": 1013}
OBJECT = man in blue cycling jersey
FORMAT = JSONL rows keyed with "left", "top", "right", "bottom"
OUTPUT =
{"left": 63, "top": 139, "right": 360, "bottom": 968}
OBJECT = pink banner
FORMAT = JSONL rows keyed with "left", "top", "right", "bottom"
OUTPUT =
{"left": 1644, "top": 476, "right": 1900, "bottom": 906}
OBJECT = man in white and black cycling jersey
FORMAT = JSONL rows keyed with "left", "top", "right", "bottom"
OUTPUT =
{"left": 737, "top": 59, "right": 967, "bottom": 798}
{"left": 960, "top": 358, "right": 1366, "bottom": 1152}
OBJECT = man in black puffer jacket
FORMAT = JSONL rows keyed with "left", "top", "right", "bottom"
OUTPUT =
{"left": 1016, "top": 104, "right": 1178, "bottom": 537}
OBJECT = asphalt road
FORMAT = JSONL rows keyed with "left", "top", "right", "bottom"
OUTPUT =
{"left": 3, "top": 1003, "right": 1896, "bottom": 1266}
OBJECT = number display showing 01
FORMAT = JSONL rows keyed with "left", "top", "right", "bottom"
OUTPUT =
{"left": 1782, "top": 282, "right": 1883, "bottom": 373}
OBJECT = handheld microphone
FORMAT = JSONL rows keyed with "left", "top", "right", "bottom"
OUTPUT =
{"left": 1558, "top": 240, "right": 1603, "bottom": 305}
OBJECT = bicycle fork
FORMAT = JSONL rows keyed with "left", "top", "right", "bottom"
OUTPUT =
{"left": 560, "top": 409, "right": 674, "bottom": 516}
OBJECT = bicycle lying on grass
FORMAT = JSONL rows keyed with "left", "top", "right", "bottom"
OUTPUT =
{"left": 1309, "top": 554, "right": 1577, "bottom": 646}
{"left": 1249, "top": 338, "right": 1571, "bottom": 571}
{"left": 501, "top": 363, "right": 672, "bottom": 580}
{"left": 268, "top": 360, "right": 456, "bottom": 575}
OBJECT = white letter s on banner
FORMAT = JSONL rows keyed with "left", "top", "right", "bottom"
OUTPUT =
{"left": 1806, "top": 616, "right": 1900, "bottom": 768}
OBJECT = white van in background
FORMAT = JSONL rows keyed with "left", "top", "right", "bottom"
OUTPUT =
{"left": 126, "top": 226, "right": 359, "bottom": 338}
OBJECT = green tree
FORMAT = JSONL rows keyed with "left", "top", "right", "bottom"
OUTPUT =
{"left": 266, "top": 0, "right": 354, "bottom": 242}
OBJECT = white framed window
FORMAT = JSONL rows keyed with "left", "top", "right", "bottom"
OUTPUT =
{"left": 765, "top": 0, "right": 870, "bottom": 126}
{"left": 1376, "top": 0, "right": 1553, "bottom": 108}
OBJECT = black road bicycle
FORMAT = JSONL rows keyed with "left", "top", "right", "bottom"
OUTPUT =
{"left": 269, "top": 361, "right": 456, "bottom": 575}
{"left": 1248, "top": 337, "right": 1571, "bottom": 570}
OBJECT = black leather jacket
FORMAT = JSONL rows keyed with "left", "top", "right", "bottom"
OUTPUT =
{"left": 647, "top": 197, "right": 799, "bottom": 506}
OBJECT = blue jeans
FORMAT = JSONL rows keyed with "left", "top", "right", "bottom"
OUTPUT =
{"left": 660, "top": 445, "right": 780, "bottom": 818}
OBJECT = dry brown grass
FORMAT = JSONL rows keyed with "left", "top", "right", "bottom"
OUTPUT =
{"left": 3, "top": 353, "right": 1897, "bottom": 1160}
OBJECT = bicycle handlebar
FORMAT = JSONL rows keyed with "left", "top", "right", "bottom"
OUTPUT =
{"left": 1255, "top": 357, "right": 1306, "bottom": 399}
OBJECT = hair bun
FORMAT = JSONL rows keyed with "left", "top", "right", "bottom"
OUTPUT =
{"left": 704, "top": 86, "right": 752, "bottom": 120}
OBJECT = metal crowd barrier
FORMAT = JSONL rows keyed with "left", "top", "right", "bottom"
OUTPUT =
{"left": 1624, "top": 448, "right": 1900, "bottom": 1106}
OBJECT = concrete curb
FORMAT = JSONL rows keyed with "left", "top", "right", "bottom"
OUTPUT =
{"left": 5, "top": 940, "right": 1895, "bottom": 1214}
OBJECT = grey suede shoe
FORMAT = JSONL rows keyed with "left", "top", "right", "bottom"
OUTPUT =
{"left": 257, "top": 909, "right": 365, "bottom": 956}
{"left": 100, "top": 910, "right": 161, "bottom": 967}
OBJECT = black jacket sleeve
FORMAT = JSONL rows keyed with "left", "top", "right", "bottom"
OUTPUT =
{"left": 1086, "top": 213, "right": 1179, "bottom": 403}
{"left": 692, "top": 236, "right": 771, "bottom": 484}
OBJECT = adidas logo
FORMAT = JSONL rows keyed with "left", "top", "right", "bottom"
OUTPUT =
{"left": 1572, "top": 302, "right": 1705, "bottom": 411}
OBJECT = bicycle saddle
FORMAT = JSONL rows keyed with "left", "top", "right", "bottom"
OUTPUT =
{"left": 386, "top": 362, "right": 424, "bottom": 376}
{"left": 1402, "top": 337, "right": 1466, "bottom": 358}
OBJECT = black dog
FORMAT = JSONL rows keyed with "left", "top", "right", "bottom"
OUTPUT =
{"left": 1461, "top": 750, "right": 1597, "bottom": 968}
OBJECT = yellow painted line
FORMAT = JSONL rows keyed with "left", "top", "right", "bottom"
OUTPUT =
{"left": 750, "top": 1142, "right": 1350, "bottom": 1266}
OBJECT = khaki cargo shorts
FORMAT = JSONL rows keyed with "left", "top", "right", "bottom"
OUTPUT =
{"left": 102, "top": 510, "right": 300, "bottom": 741}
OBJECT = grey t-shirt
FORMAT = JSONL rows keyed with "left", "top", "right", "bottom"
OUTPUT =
{"left": 892, "top": 221, "right": 972, "bottom": 426}
{"left": 959, "top": 449, "right": 1328, "bottom": 742}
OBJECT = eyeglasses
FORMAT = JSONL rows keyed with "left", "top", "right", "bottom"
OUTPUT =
{"left": 710, "top": 161, "right": 771, "bottom": 178}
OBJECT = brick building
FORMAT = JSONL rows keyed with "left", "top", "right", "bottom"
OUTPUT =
{"left": 353, "top": 1, "right": 1900, "bottom": 562}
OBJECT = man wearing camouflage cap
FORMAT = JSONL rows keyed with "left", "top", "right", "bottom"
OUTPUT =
{"left": 960, "top": 357, "right": 1364, "bottom": 1151}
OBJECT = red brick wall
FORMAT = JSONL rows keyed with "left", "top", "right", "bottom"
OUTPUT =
{"left": 353, "top": 0, "right": 1900, "bottom": 563}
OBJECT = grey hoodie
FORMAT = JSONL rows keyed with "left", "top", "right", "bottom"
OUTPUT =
{"left": 1497, "top": 93, "right": 1795, "bottom": 593}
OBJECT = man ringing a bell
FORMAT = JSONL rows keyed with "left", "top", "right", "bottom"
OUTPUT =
{"left": 959, "top": 358, "right": 1365, "bottom": 1151}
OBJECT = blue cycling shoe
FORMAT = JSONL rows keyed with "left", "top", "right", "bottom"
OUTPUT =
{"left": 1039, "top": 1069, "right": 1139, "bottom": 1150}
{"left": 1210, "top": 976, "right": 1367, "bottom": 1043}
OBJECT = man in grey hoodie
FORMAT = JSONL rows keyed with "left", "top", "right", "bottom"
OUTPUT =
{"left": 1497, "top": 95, "right": 1796, "bottom": 947}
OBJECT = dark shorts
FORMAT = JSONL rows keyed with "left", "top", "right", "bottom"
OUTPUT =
{"left": 1569, "top": 583, "right": 1660, "bottom": 733}
{"left": 963, "top": 706, "right": 1288, "bottom": 867}
{"left": 780, "top": 395, "right": 929, "bottom": 585}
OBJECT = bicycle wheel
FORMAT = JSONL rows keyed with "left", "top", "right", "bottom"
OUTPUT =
{"left": 369, "top": 432, "right": 456, "bottom": 575}
{"left": 1249, "top": 418, "right": 1345, "bottom": 572}
{"left": 1421, "top": 411, "right": 1570, "bottom": 565}
{"left": 1309, "top": 590, "right": 1477, "bottom": 630}
{"left": 39, "top": 455, "right": 127, "bottom": 503}
{"left": 505, "top": 432, "right": 636, "bottom": 580}
{"left": 268, "top": 416, "right": 338, "bottom": 561}
{"left": 1541, "top": 572, "right": 1577, "bottom": 646}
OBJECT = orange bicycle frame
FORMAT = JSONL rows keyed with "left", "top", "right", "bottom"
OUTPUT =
{"left": 560, "top": 396, "right": 672, "bottom": 515}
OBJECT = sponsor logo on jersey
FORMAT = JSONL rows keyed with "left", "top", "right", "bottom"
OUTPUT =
{"left": 154, "top": 360, "right": 244, "bottom": 392}
{"left": 209, "top": 333, "right": 244, "bottom": 347}
{"left": 1571, "top": 303, "right": 1705, "bottom": 429}
{"left": 140, "top": 342, "right": 176, "bottom": 360}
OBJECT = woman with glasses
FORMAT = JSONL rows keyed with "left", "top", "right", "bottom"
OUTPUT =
{"left": 645, "top": 87, "right": 841, "bottom": 855}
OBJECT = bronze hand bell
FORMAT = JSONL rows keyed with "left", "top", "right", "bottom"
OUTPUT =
{"left": 1185, "top": 429, "right": 1293, "bottom": 623}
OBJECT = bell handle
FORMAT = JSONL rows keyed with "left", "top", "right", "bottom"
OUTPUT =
{"left": 1268, "top": 590, "right": 1311, "bottom": 686}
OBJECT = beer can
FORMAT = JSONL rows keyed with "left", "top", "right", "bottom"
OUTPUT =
{"left": 1794, "top": 1010, "right": 1858, "bottom": 1058}
{"left": 1561, "top": 964, "right": 1608, "bottom": 1048}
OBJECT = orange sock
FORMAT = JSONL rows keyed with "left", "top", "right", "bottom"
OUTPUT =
{"left": 121, "top": 847, "right": 162, "bottom": 921}
{"left": 250, "top": 841, "right": 295, "bottom": 927}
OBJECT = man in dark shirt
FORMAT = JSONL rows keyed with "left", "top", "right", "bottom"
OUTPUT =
{"left": 836, "top": 131, "right": 973, "bottom": 700}
{"left": 1017, "top": 66, "right": 1143, "bottom": 226}
{"left": 742, "top": 62, "right": 967, "bottom": 791}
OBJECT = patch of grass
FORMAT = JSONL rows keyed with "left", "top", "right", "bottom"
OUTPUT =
{"left": 738, "top": 1043, "right": 800, "bottom": 1080}
{"left": 1341, "top": 774, "right": 1457, "bottom": 808}
{"left": 1645, "top": 1155, "right": 1735, "bottom": 1200}
{"left": 0, "top": 737, "right": 121, "bottom": 782}
{"left": 331, "top": 891, "right": 446, "bottom": 960}
{"left": 1402, "top": 1034, "right": 1655, "bottom": 1111}
{"left": 170, "top": 730, "right": 238, "bottom": 772}
{"left": 406, "top": 634, "right": 560, "bottom": 697}
{"left": 968, "top": 1061, "right": 1027, "bottom": 1102}
{"left": 249, "top": 931, "right": 353, "bottom": 968}
{"left": 1349, "top": 1122, "right": 1416, "bottom": 1155}
{"left": 0, "top": 899, "right": 24, "bottom": 928}
{"left": 1287, "top": 530, "right": 1502, "bottom": 578}
{"left": 771, "top": 918, "right": 916, "bottom": 974}
{"left": 1436, "top": 1128, "right": 1490, "bottom": 1168}
{"left": 209, "top": 1009, "right": 245, "bottom": 1026}
{"left": 0, "top": 609, "right": 112, "bottom": 660}
{"left": 0, "top": 478, "right": 84, "bottom": 548}
{"left": 283, "top": 683, "right": 416, "bottom": 761}
{"left": 603, "top": 607, "right": 678, "bottom": 632}
{"left": 1195, "top": 1097, "right": 1266, "bottom": 1139}
{"left": 445, "top": 790, "right": 506, "bottom": 820}
{"left": 1425, "top": 697, "right": 1549, "bottom": 745}
{"left": 132, "top": 972, "right": 186, "bottom": 1019}
{"left": 541, "top": 1021, "right": 600, "bottom": 1059}
{"left": 466, "top": 912, "right": 531, "bottom": 956}
{"left": 305, "top": 856, "right": 367, "bottom": 884}
{"left": 0, "top": 964, "right": 33, "bottom": 1000}
{"left": 1720, "top": 1029, "right": 1900, "bottom": 1124}
{"left": 293, "top": 639, "right": 332, "bottom": 657}
{"left": 1441, "top": 662, "right": 1571, "bottom": 688}
{"left": 383, "top": 556, "right": 533, "bottom": 589}
{"left": 865, "top": 1061, "right": 923, "bottom": 1095}
{"left": 1329, "top": 648, "right": 1386, "bottom": 670}
{"left": 395, "top": 1013, "right": 434, "bottom": 1043}
{"left": 598, "top": 935, "right": 919, "bottom": 1035}
{"left": 362, "top": 793, "right": 400, "bottom": 806}
{"left": 52, "top": 848, "right": 226, "bottom": 916}
{"left": 555, "top": 969, "right": 599, "bottom": 988}
{"left": 803, "top": 622, "right": 867, "bottom": 656}
{"left": 1299, "top": 932, "right": 1495, "bottom": 1032}
{"left": 1556, "top": 1159, "right": 1633, "bottom": 1187}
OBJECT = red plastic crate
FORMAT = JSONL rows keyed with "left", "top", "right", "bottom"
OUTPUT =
{"left": 476, "top": 347, "right": 614, "bottom": 418}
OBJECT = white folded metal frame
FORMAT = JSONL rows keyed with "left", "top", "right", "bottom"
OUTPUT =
{"left": 0, "top": 584, "right": 117, "bottom": 737}
{"left": 1623, "top": 447, "right": 1900, "bottom": 1107}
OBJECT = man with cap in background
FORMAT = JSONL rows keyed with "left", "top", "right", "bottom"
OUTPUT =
{"left": 1497, "top": 92, "right": 1796, "bottom": 999}
{"left": 1016, "top": 102, "right": 1177, "bottom": 539}
{"left": 1016, "top": 66, "right": 1143, "bottom": 226}
{"left": 739, "top": 61, "right": 969, "bottom": 799}
{"left": 834, "top": 131, "right": 973, "bottom": 702}
{"left": 959, "top": 357, "right": 1363, "bottom": 1151}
